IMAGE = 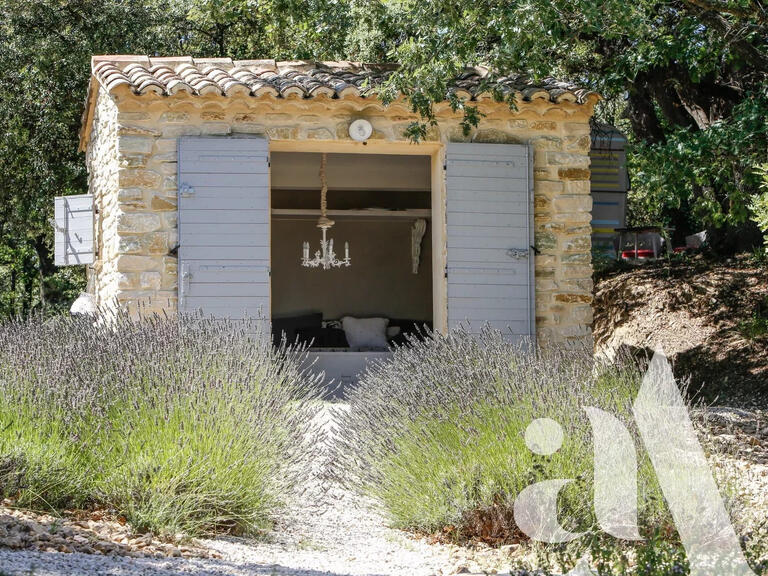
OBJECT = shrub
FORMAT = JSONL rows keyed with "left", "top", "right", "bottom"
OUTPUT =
{"left": 336, "top": 327, "right": 670, "bottom": 541}
{"left": 0, "top": 312, "right": 321, "bottom": 537}
{"left": 751, "top": 164, "right": 768, "bottom": 250}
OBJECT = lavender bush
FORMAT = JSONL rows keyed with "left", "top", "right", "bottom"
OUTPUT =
{"left": 336, "top": 327, "right": 669, "bottom": 541}
{"left": 0, "top": 312, "right": 322, "bottom": 537}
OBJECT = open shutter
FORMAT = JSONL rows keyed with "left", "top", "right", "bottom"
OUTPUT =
{"left": 445, "top": 143, "right": 535, "bottom": 341}
{"left": 178, "top": 137, "right": 270, "bottom": 321}
{"left": 54, "top": 194, "right": 94, "bottom": 266}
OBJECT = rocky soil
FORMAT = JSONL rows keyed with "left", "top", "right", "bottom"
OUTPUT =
{"left": 0, "top": 504, "right": 217, "bottom": 560}
{"left": 594, "top": 255, "right": 768, "bottom": 406}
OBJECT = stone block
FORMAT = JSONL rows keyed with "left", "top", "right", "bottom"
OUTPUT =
{"left": 554, "top": 211, "right": 592, "bottom": 224}
{"left": 161, "top": 125, "right": 202, "bottom": 138}
{"left": 118, "top": 235, "right": 142, "bottom": 254}
{"left": 116, "top": 212, "right": 163, "bottom": 234}
{"left": 535, "top": 254, "right": 557, "bottom": 267}
{"left": 535, "top": 230, "right": 557, "bottom": 252}
{"left": 119, "top": 125, "right": 161, "bottom": 137}
{"left": 232, "top": 123, "right": 266, "bottom": 134}
{"left": 115, "top": 255, "right": 161, "bottom": 272}
{"left": 473, "top": 128, "right": 519, "bottom": 144}
{"left": 530, "top": 120, "right": 557, "bottom": 131}
{"left": 266, "top": 126, "right": 298, "bottom": 139}
{"left": 203, "top": 111, "right": 226, "bottom": 121}
{"left": 565, "top": 180, "right": 591, "bottom": 195}
{"left": 565, "top": 134, "right": 591, "bottom": 152}
{"left": 534, "top": 180, "right": 564, "bottom": 196}
{"left": 119, "top": 169, "right": 161, "bottom": 188}
{"left": 163, "top": 212, "right": 178, "bottom": 230}
{"left": 117, "top": 273, "right": 138, "bottom": 289}
{"left": 571, "top": 304, "right": 594, "bottom": 324}
{"left": 553, "top": 195, "right": 592, "bottom": 212}
{"left": 554, "top": 292, "right": 592, "bottom": 304}
{"left": 201, "top": 122, "right": 231, "bottom": 135}
{"left": 560, "top": 252, "right": 591, "bottom": 264}
{"left": 532, "top": 137, "right": 563, "bottom": 151}
{"left": 160, "top": 111, "right": 190, "bottom": 123}
{"left": 547, "top": 152, "right": 589, "bottom": 167}
{"left": 534, "top": 195, "right": 551, "bottom": 210}
{"left": 118, "top": 154, "right": 148, "bottom": 168}
{"left": 558, "top": 167, "right": 590, "bottom": 180}
{"left": 558, "top": 264, "right": 593, "bottom": 279}
{"left": 118, "top": 136, "right": 154, "bottom": 155}
{"left": 151, "top": 195, "right": 177, "bottom": 210}
{"left": 118, "top": 188, "right": 144, "bottom": 203}
{"left": 140, "top": 272, "right": 162, "bottom": 290}
{"left": 561, "top": 236, "right": 591, "bottom": 252}
{"left": 305, "top": 127, "right": 334, "bottom": 140}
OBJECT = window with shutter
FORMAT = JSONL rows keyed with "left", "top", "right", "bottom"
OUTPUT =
{"left": 53, "top": 194, "right": 95, "bottom": 266}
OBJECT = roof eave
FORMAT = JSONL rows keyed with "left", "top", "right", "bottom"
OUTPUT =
{"left": 78, "top": 74, "right": 99, "bottom": 153}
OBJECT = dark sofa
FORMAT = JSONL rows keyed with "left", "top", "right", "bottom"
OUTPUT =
{"left": 271, "top": 313, "right": 431, "bottom": 349}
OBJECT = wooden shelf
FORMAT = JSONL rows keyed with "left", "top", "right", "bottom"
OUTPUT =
{"left": 271, "top": 208, "right": 431, "bottom": 220}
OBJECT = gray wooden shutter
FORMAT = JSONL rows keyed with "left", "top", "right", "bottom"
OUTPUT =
{"left": 445, "top": 143, "right": 535, "bottom": 340}
{"left": 54, "top": 194, "right": 94, "bottom": 266}
{"left": 178, "top": 137, "right": 270, "bottom": 321}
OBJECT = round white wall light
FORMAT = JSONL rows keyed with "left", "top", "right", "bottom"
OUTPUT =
{"left": 349, "top": 119, "right": 373, "bottom": 142}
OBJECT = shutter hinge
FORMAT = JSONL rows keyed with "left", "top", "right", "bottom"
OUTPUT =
{"left": 180, "top": 184, "right": 195, "bottom": 198}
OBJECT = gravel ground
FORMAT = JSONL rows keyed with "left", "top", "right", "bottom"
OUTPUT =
{"left": 0, "top": 404, "right": 765, "bottom": 576}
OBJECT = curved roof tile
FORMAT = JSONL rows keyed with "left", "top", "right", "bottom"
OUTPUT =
{"left": 88, "top": 56, "right": 597, "bottom": 104}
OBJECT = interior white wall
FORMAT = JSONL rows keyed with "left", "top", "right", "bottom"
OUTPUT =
{"left": 271, "top": 219, "right": 433, "bottom": 321}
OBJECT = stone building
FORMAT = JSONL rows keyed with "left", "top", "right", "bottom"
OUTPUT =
{"left": 62, "top": 55, "right": 597, "bottom": 373}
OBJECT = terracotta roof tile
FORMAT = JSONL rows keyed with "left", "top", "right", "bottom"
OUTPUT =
{"left": 88, "top": 56, "right": 597, "bottom": 104}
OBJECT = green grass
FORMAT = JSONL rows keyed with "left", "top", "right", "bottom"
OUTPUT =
{"left": 0, "top": 313, "right": 320, "bottom": 537}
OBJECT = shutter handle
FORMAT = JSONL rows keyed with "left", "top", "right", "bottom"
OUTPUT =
{"left": 506, "top": 248, "right": 529, "bottom": 260}
{"left": 180, "top": 184, "right": 195, "bottom": 198}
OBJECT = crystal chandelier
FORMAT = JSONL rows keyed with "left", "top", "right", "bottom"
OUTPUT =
{"left": 301, "top": 153, "right": 351, "bottom": 269}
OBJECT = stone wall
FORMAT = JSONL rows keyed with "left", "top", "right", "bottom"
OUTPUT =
{"left": 85, "top": 88, "right": 595, "bottom": 345}
{"left": 86, "top": 90, "right": 120, "bottom": 308}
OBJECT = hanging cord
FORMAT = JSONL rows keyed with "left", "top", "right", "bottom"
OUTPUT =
{"left": 317, "top": 153, "right": 334, "bottom": 229}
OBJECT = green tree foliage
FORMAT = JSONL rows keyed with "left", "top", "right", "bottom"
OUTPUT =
{"left": 346, "top": 0, "right": 768, "bottom": 242}
{"left": 0, "top": 0, "right": 347, "bottom": 317}
{"left": 752, "top": 165, "right": 768, "bottom": 248}
{"left": 0, "top": 0, "right": 175, "bottom": 316}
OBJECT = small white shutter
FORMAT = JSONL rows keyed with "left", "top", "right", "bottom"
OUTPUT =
{"left": 445, "top": 142, "right": 535, "bottom": 341}
{"left": 53, "top": 194, "right": 95, "bottom": 266}
{"left": 177, "top": 136, "right": 270, "bottom": 321}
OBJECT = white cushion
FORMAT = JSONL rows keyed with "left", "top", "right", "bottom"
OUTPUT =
{"left": 386, "top": 326, "right": 401, "bottom": 338}
{"left": 342, "top": 316, "right": 389, "bottom": 349}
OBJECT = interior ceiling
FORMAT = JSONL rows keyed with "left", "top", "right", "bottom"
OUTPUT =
{"left": 270, "top": 152, "right": 431, "bottom": 191}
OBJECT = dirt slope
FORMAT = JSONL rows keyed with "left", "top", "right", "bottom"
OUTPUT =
{"left": 593, "top": 255, "right": 768, "bottom": 407}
